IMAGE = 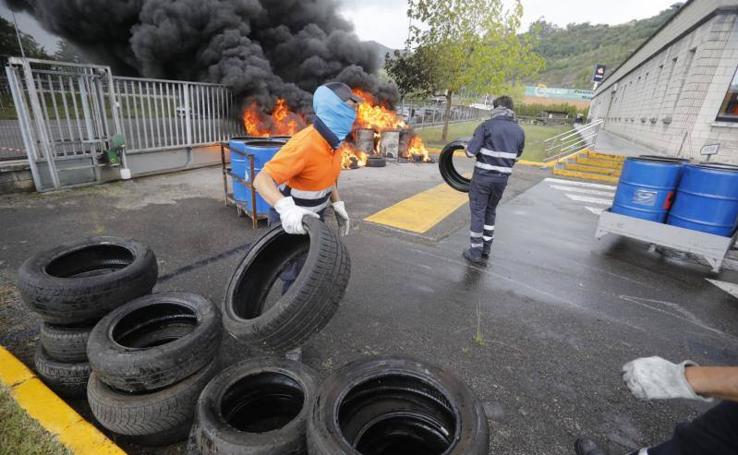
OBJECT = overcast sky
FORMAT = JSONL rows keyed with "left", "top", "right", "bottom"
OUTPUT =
{"left": 338, "top": 0, "right": 680, "bottom": 48}
{"left": 0, "top": 0, "right": 680, "bottom": 53}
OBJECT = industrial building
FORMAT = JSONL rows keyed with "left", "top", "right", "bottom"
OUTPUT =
{"left": 589, "top": 0, "right": 738, "bottom": 162}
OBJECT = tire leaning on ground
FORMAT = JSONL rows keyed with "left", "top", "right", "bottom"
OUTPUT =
{"left": 307, "top": 356, "right": 489, "bottom": 455}
{"left": 439, "top": 138, "right": 472, "bottom": 193}
{"left": 190, "top": 358, "right": 318, "bottom": 455}
{"left": 34, "top": 344, "right": 90, "bottom": 398}
{"left": 17, "top": 237, "right": 158, "bottom": 324}
{"left": 365, "top": 157, "right": 387, "bottom": 168}
{"left": 87, "top": 359, "right": 220, "bottom": 446}
{"left": 223, "top": 217, "right": 351, "bottom": 352}
{"left": 87, "top": 292, "right": 222, "bottom": 393}
{"left": 40, "top": 322, "right": 92, "bottom": 362}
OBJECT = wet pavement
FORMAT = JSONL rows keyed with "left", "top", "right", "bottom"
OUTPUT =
{"left": 1, "top": 162, "right": 737, "bottom": 455}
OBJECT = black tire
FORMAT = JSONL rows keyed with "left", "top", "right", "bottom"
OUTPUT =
{"left": 191, "top": 358, "right": 317, "bottom": 455}
{"left": 17, "top": 237, "right": 158, "bottom": 324}
{"left": 87, "top": 359, "right": 219, "bottom": 445}
{"left": 87, "top": 292, "right": 222, "bottom": 393}
{"left": 40, "top": 322, "right": 92, "bottom": 363}
{"left": 307, "top": 356, "right": 489, "bottom": 455}
{"left": 439, "top": 138, "right": 472, "bottom": 193}
{"left": 365, "top": 157, "right": 386, "bottom": 168}
{"left": 223, "top": 217, "right": 351, "bottom": 352}
{"left": 34, "top": 344, "right": 90, "bottom": 398}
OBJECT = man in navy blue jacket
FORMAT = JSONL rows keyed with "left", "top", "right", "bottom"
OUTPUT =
{"left": 463, "top": 96, "right": 525, "bottom": 265}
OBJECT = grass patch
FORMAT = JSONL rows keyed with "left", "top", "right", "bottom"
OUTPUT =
{"left": 417, "top": 120, "right": 571, "bottom": 162}
{"left": 0, "top": 384, "right": 71, "bottom": 455}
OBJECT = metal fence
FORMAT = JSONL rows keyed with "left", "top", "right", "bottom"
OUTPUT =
{"left": 397, "top": 100, "right": 488, "bottom": 129}
{"left": 113, "top": 77, "right": 241, "bottom": 153}
{"left": 6, "top": 57, "right": 243, "bottom": 191}
{"left": 0, "top": 76, "right": 28, "bottom": 161}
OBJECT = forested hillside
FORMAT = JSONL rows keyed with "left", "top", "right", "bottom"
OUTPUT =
{"left": 528, "top": 4, "right": 682, "bottom": 89}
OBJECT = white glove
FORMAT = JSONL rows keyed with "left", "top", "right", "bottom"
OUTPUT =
{"left": 333, "top": 201, "right": 350, "bottom": 236}
{"left": 622, "top": 356, "right": 711, "bottom": 401}
{"left": 274, "top": 197, "right": 319, "bottom": 235}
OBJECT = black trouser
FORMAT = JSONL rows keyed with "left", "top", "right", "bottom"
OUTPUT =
{"left": 627, "top": 402, "right": 738, "bottom": 455}
{"left": 468, "top": 171, "right": 508, "bottom": 258}
{"left": 268, "top": 208, "right": 325, "bottom": 294}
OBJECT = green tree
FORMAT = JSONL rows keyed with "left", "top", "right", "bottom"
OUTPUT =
{"left": 385, "top": 48, "right": 436, "bottom": 99}
{"left": 406, "top": 0, "right": 543, "bottom": 141}
{"left": 0, "top": 16, "right": 49, "bottom": 59}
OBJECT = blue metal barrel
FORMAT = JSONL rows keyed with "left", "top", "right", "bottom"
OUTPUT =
{"left": 228, "top": 137, "right": 288, "bottom": 216}
{"left": 667, "top": 163, "right": 738, "bottom": 237}
{"left": 611, "top": 156, "right": 687, "bottom": 222}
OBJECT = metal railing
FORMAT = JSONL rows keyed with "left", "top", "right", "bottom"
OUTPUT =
{"left": 6, "top": 57, "right": 245, "bottom": 191}
{"left": 112, "top": 77, "right": 241, "bottom": 154}
{"left": 543, "top": 119, "right": 604, "bottom": 161}
{"left": 397, "top": 100, "right": 487, "bottom": 129}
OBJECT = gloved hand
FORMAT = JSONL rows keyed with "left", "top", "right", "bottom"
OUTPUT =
{"left": 333, "top": 201, "right": 350, "bottom": 236}
{"left": 274, "top": 197, "right": 319, "bottom": 235}
{"left": 622, "top": 356, "right": 711, "bottom": 401}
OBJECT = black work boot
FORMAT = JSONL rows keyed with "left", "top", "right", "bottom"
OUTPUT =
{"left": 463, "top": 248, "right": 486, "bottom": 266}
{"left": 575, "top": 438, "right": 607, "bottom": 455}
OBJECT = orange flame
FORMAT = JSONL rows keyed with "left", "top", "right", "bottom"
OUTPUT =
{"left": 352, "top": 88, "right": 407, "bottom": 131}
{"left": 408, "top": 135, "right": 431, "bottom": 162}
{"left": 242, "top": 98, "right": 306, "bottom": 137}
{"left": 339, "top": 142, "right": 368, "bottom": 169}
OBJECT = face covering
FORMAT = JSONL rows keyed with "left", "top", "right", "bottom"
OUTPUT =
{"left": 313, "top": 85, "right": 357, "bottom": 144}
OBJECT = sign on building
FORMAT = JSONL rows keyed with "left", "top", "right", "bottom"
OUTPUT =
{"left": 593, "top": 65, "right": 607, "bottom": 83}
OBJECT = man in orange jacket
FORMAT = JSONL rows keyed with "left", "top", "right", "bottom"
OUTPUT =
{"left": 254, "top": 82, "right": 359, "bottom": 291}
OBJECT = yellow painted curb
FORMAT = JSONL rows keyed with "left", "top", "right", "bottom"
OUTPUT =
{"left": 517, "top": 159, "right": 547, "bottom": 167}
{"left": 365, "top": 182, "right": 468, "bottom": 233}
{"left": 552, "top": 168, "right": 620, "bottom": 184}
{"left": 575, "top": 156, "right": 623, "bottom": 169}
{"left": 588, "top": 151, "right": 626, "bottom": 161}
{"left": 565, "top": 163, "right": 621, "bottom": 176}
{"left": 540, "top": 149, "right": 587, "bottom": 168}
{"left": 0, "top": 346, "right": 125, "bottom": 455}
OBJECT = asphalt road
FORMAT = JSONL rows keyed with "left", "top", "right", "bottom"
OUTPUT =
{"left": 1, "top": 162, "right": 737, "bottom": 455}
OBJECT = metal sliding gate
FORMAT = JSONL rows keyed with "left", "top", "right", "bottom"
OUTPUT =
{"left": 6, "top": 58, "right": 120, "bottom": 191}
{"left": 6, "top": 57, "right": 241, "bottom": 192}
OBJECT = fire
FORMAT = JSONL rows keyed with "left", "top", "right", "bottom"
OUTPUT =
{"left": 239, "top": 90, "right": 430, "bottom": 169}
{"left": 408, "top": 135, "right": 431, "bottom": 162}
{"left": 338, "top": 142, "right": 368, "bottom": 169}
{"left": 242, "top": 98, "right": 306, "bottom": 137}
{"left": 352, "top": 88, "right": 407, "bottom": 131}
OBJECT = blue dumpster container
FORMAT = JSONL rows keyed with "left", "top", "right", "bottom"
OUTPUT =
{"left": 611, "top": 156, "right": 687, "bottom": 223}
{"left": 228, "top": 137, "right": 288, "bottom": 217}
{"left": 667, "top": 163, "right": 738, "bottom": 237}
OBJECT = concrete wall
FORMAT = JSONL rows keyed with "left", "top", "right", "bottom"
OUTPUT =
{"left": 0, "top": 161, "right": 34, "bottom": 193}
{"left": 590, "top": 5, "right": 738, "bottom": 163}
{"left": 0, "top": 144, "right": 225, "bottom": 194}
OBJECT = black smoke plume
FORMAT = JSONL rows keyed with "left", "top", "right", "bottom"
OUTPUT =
{"left": 7, "top": 0, "right": 398, "bottom": 111}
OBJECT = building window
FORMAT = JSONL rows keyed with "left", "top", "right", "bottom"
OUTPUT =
{"left": 717, "top": 67, "right": 738, "bottom": 122}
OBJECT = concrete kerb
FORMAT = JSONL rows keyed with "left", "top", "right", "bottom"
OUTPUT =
{"left": 0, "top": 346, "right": 125, "bottom": 455}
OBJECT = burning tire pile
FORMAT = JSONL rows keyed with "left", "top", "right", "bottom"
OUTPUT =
{"left": 241, "top": 89, "right": 434, "bottom": 170}
{"left": 18, "top": 220, "right": 489, "bottom": 454}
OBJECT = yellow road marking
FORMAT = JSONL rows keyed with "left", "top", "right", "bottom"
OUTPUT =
{"left": 365, "top": 183, "right": 468, "bottom": 233}
{"left": 0, "top": 346, "right": 125, "bottom": 455}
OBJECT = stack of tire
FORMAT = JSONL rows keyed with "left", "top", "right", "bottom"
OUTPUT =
{"left": 86, "top": 292, "right": 222, "bottom": 446}
{"left": 17, "top": 237, "right": 158, "bottom": 398}
{"left": 187, "top": 356, "right": 489, "bottom": 455}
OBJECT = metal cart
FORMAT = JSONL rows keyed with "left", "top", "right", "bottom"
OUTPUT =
{"left": 219, "top": 142, "right": 268, "bottom": 229}
{"left": 596, "top": 210, "right": 738, "bottom": 273}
